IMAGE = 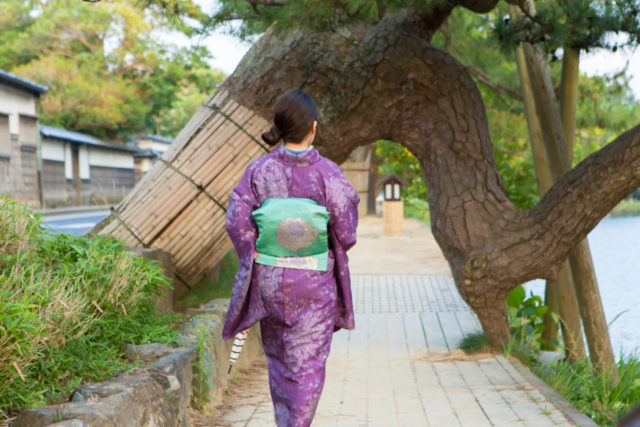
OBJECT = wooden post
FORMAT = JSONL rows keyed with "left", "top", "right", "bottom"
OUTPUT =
{"left": 518, "top": 1, "right": 617, "bottom": 381}
{"left": 510, "top": 12, "right": 583, "bottom": 359}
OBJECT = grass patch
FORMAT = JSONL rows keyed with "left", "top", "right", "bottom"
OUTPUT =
{"left": 0, "top": 195, "right": 183, "bottom": 419}
{"left": 459, "top": 332, "right": 492, "bottom": 354}
{"left": 173, "top": 250, "right": 239, "bottom": 311}
{"left": 404, "top": 198, "right": 431, "bottom": 227}
{"left": 532, "top": 354, "right": 640, "bottom": 426}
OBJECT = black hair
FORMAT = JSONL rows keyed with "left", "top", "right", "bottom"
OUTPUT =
{"left": 261, "top": 89, "right": 318, "bottom": 146}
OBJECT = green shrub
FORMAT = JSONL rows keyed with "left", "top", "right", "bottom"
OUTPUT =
{"left": 0, "top": 195, "right": 182, "bottom": 418}
{"left": 173, "top": 250, "right": 239, "bottom": 311}
{"left": 459, "top": 332, "right": 492, "bottom": 354}
{"left": 404, "top": 198, "right": 431, "bottom": 227}
{"left": 506, "top": 285, "right": 559, "bottom": 353}
{"left": 501, "top": 280, "right": 640, "bottom": 425}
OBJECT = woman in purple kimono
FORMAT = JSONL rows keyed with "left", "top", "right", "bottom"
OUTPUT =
{"left": 222, "top": 89, "right": 359, "bottom": 427}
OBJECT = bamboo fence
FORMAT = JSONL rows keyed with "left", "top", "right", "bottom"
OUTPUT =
{"left": 93, "top": 90, "right": 272, "bottom": 292}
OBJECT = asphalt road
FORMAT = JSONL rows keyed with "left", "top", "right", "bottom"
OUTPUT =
{"left": 41, "top": 211, "right": 110, "bottom": 235}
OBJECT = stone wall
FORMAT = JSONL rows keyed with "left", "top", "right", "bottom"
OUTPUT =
{"left": 179, "top": 300, "right": 264, "bottom": 412}
{"left": 10, "top": 249, "right": 264, "bottom": 427}
{"left": 10, "top": 303, "right": 263, "bottom": 427}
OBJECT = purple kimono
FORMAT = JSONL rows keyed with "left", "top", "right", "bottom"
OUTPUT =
{"left": 222, "top": 145, "right": 359, "bottom": 426}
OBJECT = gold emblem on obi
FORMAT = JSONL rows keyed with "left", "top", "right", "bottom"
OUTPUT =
{"left": 275, "top": 218, "right": 319, "bottom": 251}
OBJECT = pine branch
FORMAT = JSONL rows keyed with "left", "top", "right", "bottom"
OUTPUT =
{"left": 246, "top": 0, "right": 286, "bottom": 15}
{"left": 467, "top": 64, "right": 522, "bottom": 100}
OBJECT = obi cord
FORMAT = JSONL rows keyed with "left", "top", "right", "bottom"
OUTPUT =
{"left": 252, "top": 198, "right": 330, "bottom": 271}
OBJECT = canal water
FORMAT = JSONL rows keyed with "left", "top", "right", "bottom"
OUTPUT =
{"left": 525, "top": 215, "right": 640, "bottom": 357}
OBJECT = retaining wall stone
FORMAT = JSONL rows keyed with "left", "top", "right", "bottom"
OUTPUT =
{"left": 180, "top": 298, "right": 264, "bottom": 412}
{"left": 11, "top": 346, "right": 195, "bottom": 427}
{"left": 10, "top": 299, "right": 263, "bottom": 427}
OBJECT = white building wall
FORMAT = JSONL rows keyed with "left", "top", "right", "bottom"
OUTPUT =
{"left": 0, "top": 83, "right": 38, "bottom": 134}
{"left": 79, "top": 144, "right": 90, "bottom": 179}
{"left": 88, "top": 147, "right": 134, "bottom": 169}
{"left": 150, "top": 141, "right": 170, "bottom": 153}
{"left": 41, "top": 139, "right": 65, "bottom": 161}
{"left": 64, "top": 143, "right": 73, "bottom": 179}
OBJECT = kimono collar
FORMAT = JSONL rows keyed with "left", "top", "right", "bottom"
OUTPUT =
{"left": 271, "top": 144, "right": 320, "bottom": 167}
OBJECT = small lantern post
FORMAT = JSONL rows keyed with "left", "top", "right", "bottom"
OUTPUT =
{"left": 376, "top": 174, "right": 408, "bottom": 236}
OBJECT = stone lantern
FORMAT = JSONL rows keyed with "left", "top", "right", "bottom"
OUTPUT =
{"left": 376, "top": 174, "right": 408, "bottom": 236}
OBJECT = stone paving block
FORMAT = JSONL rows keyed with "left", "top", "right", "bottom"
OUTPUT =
{"left": 336, "top": 414, "right": 367, "bottom": 427}
{"left": 246, "top": 417, "right": 275, "bottom": 427}
{"left": 455, "top": 309, "right": 483, "bottom": 336}
{"left": 478, "top": 358, "right": 559, "bottom": 426}
{"left": 421, "top": 312, "right": 448, "bottom": 351}
{"left": 403, "top": 313, "right": 427, "bottom": 355}
{"left": 456, "top": 361, "right": 525, "bottom": 426}
{"left": 209, "top": 275, "right": 590, "bottom": 427}
{"left": 433, "top": 373, "right": 491, "bottom": 427}
{"left": 438, "top": 311, "right": 465, "bottom": 350}
{"left": 220, "top": 405, "right": 256, "bottom": 423}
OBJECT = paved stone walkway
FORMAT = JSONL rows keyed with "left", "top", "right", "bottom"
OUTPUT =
{"left": 208, "top": 218, "right": 593, "bottom": 426}
{"left": 210, "top": 276, "right": 586, "bottom": 426}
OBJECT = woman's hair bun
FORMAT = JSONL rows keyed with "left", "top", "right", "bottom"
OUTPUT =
{"left": 261, "top": 125, "right": 282, "bottom": 146}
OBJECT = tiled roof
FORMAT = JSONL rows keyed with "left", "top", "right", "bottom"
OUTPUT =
{"left": 40, "top": 125, "right": 137, "bottom": 153}
{"left": 135, "top": 134, "right": 173, "bottom": 144}
{"left": 133, "top": 148, "right": 163, "bottom": 158}
{"left": 0, "top": 69, "right": 48, "bottom": 96}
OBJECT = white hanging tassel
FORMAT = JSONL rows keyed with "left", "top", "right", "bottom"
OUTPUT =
{"left": 228, "top": 330, "right": 249, "bottom": 374}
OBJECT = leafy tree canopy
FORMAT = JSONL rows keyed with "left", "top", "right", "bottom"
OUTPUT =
{"left": 0, "top": 0, "right": 226, "bottom": 140}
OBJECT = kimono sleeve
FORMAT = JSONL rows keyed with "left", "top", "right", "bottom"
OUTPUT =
{"left": 222, "top": 164, "right": 266, "bottom": 340}
{"left": 325, "top": 164, "right": 360, "bottom": 251}
{"left": 225, "top": 167, "right": 259, "bottom": 262}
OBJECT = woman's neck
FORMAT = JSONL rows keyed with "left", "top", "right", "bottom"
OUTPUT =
{"left": 283, "top": 141, "right": 312, "bottom": 152}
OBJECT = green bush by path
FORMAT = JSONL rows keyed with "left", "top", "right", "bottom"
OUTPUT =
{"left": 0, "top": 195, "right": 183, "bottom": 419}
{"left": 173, "top": 250, "right": 239, "bottom": 311}
{"left": 403, "top": 198, "right": 431, "bottom": 227}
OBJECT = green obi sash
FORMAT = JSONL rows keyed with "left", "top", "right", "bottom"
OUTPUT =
{"left": 252, "top": 198, "right": 330, "bottom": 271}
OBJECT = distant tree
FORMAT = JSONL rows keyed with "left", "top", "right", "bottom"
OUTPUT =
{"left": 0, "top": 0, "right": 225, "bottom": 139}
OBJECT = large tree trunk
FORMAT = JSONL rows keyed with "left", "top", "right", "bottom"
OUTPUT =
{"left": 94, "top": 10, "right": 640, "bottom": 348}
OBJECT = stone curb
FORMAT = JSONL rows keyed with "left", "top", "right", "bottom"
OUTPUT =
{"left": 508, "top": 359, "right": 598, "bottom": 427}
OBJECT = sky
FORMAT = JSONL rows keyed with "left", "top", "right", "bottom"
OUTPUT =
{"left": 196, "top": 30, "right": 640, "bottom": 101}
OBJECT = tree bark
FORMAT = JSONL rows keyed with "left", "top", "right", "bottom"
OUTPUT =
{"left": 97, "top": 9, "right": 640, "bottom": 349}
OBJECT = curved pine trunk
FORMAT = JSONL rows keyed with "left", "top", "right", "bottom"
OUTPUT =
{"left": 95, "top": 10, "right": 640, "bottom": 347}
